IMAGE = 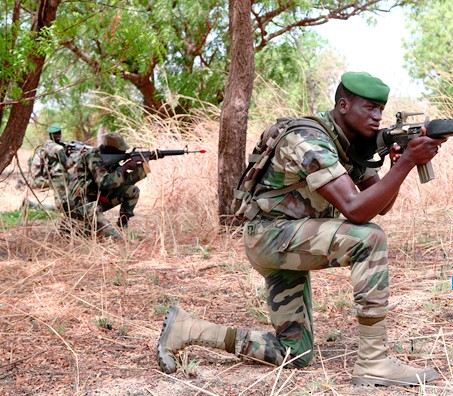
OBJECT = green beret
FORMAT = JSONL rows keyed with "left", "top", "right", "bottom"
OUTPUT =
{"left": 341, "top": 71, "right": 390, "bottom": 105}
{"left": 47, "top": 124, "right": 62, "bottom": 134}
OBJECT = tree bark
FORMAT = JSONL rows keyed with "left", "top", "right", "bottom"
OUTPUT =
{"left": 217, "top": 0, "right": 254, "bottom": 224}
{"left": 0, "top": 0, "right": 61, "bottom": 175}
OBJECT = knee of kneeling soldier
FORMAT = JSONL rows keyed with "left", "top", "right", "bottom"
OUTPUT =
{"left": 365, "top": 223, "right": 388, "bottom": 248}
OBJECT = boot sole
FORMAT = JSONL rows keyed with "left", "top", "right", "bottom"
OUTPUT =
{"left": 352, "top": 368, "right": 439, "bottom": 387}
{"left": 156, "top": 305, "right": 179, "bottom": 374}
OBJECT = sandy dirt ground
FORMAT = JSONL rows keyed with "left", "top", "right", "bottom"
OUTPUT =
{"left": 1, "top": 149, "right": 452, "bottom": 395}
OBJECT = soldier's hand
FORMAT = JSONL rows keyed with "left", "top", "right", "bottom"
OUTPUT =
{"left": 406, "top": 133, "right": 447, "bottom": 165}
{"left": 389, "top": 143, "right": 401, "bottom": 167}
{"left": 122, "top": 156, "right": 142, "bottom": 172}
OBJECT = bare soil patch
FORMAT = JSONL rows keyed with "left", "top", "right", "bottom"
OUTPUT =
{"left": 1, "top": 150, "right": 452, "bottom": 395}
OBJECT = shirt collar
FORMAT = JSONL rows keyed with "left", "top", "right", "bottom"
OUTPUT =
{"left": 327, "top": 110, "right": 351, "bottom": 152}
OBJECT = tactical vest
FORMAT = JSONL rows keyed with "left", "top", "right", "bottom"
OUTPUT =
{"left": 231, "top": 116, "right": 347, "bottom": 223}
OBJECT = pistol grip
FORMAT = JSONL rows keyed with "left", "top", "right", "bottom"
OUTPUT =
{"left": 417, "top": 162, "right": 435, "bottom": 183}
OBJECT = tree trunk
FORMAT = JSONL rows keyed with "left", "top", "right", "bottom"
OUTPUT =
{"left": 0, "top": 0, "right": 61, "bottom": 175}
{"left": 122, "top": 70, "right": 164, "bottom": 115}
{"left": 217, "top": 0, "right": 254, "bottom": 224}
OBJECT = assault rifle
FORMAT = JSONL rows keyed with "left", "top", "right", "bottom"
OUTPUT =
{"left": 101, "top": 146, "right": 206, "bottom": 167}
{"left": 62, "top": 140, "right": 94, "bottom": 156}
{"left": 362, "top": 111, "right": 453, "bottom": 183}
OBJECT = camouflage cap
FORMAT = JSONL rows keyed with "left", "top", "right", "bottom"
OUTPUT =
{"left": 341, "top": 71, "right": 390, "bottom": 105}
{"left": 102, "top": 133, "right": 130, "bottom": 151}
{"left": 47, "top": 124, "right": 62, "bottom": 134}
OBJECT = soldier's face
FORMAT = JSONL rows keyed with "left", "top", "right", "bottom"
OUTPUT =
{"left": 50, "top": 132, "right": 62, "bottom": 143}
{"left": 343, "top": 97, "right": 384, "bottom": 140}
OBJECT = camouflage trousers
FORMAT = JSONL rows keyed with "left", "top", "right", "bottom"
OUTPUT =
{"left": 61, "top": 184, "right": 140, "bottom": 238}
{"left": 240, "top": 217, "right": 389, "bottom": 368}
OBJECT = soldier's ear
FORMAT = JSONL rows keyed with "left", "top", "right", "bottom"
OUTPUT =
{"left": 338, "top": 97, "right": 350, "bottom": 114}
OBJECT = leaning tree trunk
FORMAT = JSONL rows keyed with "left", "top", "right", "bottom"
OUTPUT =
{"left": 0, "top": 0, "right": 61, "bottom": 175}
{"left": 217, "top": 0, "right": 254, "bottom": 224}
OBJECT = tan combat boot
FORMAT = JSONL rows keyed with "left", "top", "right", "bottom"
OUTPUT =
{"left": 157, "top": 305, "right": 237, "bottom": 374}
{"left": 352, "top": 318, "right": 438, "bottom": 386}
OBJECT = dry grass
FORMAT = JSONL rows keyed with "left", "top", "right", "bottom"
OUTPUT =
{"left": 0, "top": 97, "right": 452, "bottom": 395}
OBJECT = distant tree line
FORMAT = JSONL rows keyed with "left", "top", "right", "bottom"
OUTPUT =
{"left": 1, "top": 0, "right": 444, "bottom": 220}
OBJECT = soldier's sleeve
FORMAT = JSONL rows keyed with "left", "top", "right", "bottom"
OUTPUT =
{"left": 55, "top": 147, "right": 75, "bottom": 170}
{"left": 125, "top": 166, "right": 147, "bottom": 185}
{"left": 281, "top": 128, "right": 347, "bottom": 192}
{"left": 90, "top": 153, "right": 126, "bottom": 190}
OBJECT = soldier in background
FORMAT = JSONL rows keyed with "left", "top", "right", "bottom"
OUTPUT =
{"left": 26, "top": 124, "right": 79, "bottom": 211}
{"left": 156, "top": 72, "right": 445, "bottom": 387}
{"left": 29, "top": 124, "right": 75, "bottom": 191}
{"left": 60, "top": 133, "right": 149, "bottom": 241}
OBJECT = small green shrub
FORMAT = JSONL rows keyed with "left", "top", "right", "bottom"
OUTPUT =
{"left": 95, "top": 317, "right": 112, "bottom": 330}
{"left": 0, "top": 208, "right": 55, "bottom": 229}
{"left": 175, "top": 351, "right": 202, "bottom": 377}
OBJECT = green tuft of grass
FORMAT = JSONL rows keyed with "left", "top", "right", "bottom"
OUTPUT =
{"left": 0, "top": 208, "right": 55, "bottom": 229}
{"left": 148, "top": 272, "right": 160, "bottom": 285}
{"left": 117, "top": 325, "right": 129, "bottom": 337}
{"left": 50, "top": 323, "right": 67, "bottom": 336}
{"left": 325, "top": 328, "right": 342, "bottom": 342}
{"left": 95, "top": 317, "right": 113, "bottom": 330}
{"left": 175, "top": 351, "right": 203, "bottom": 378}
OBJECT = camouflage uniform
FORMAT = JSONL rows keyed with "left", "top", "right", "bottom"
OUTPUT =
{"left": 29, "top": 139, "right": 75, "bottom": 200}
{"left": 29, "top": 146, "right": 51, "bottom": 190}
{"left": 61, "top": 148, "right": 147, "bottom": 238}
{"left": 239, "top": 111, "right": 389, "bottom": 367}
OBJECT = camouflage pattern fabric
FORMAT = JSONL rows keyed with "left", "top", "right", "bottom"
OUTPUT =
{"left": 60, "top": 148, "right": 147, "bottom": 238}
{"left": 252, "top": 112, "right": 378, "bottom": 219}
{"left": 232, "top": 118, "right": 336, "bottom": 222}
{"left": 29, "top": 140, "right": 75, "bottom": 196}
{"left": 29, "top": 146, "right": 50, "bottom": 189}
{"left": 238, "top": 111, "right": 388, "bottom": 367}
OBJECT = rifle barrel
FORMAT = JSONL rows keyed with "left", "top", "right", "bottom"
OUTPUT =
{"left": 157, "top": 149, "right": 187, "bottom": 156}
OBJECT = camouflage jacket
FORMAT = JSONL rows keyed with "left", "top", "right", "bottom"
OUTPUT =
{"left": 67, "top": 148, "right": 147, "bottom": 203}
{"left": 253, "top": 111, "right": 379, "bottom": 220}
{"left": 31, "top": 139, "right": 75, "bottom": 182}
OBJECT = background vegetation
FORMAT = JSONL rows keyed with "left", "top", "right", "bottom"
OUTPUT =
{"left": 2, "top": 0, "right": 447, "bottom": 217}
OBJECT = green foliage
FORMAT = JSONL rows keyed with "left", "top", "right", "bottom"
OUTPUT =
{"left": 252, "top": 30, "right": 344, "bottom": 121}
{"left": 175, "top": 351, "right": 203, "bottom": 377}
{"left": 0, "top": 1, "right": 59, "bottom": 110}
{"left": 154, "top": 304, "right": 169, "bottom": 315}
{"left": 38, "top": 0, "right": 229, "bottom": 134}
{"left": 50, "top": 319, "right": 67, "bottom": 336}
{"left": 117, "top": 325, "right": 129, "bottom": 336}
{"left": 404, "top": 1, "right": 453, "bottom": 106}
{"left": 0, "top": 208, "right": 54, "bottom": 229}
{"left": 95, "top": 316, "right": 113, "bottom": 330}
{"left": 325, "top": 328, "right": 342, "bottom": 342}
{"left": 2, "top": 0, "right": 405, "bottom": 139}
{"left": 247, "top": 307, "right": 269, "bottom": 323}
